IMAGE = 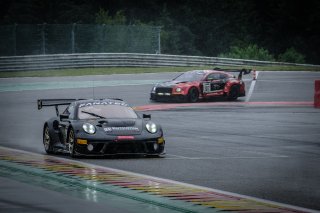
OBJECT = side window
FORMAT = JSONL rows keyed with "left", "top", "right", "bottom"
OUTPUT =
{"left": 219, "top": 74, "right": 227, "bottom": 80}
{"left": 63, "top": 104, "right": 75, "bottom": 119}
{"left": 207, "top": 73, "right": 220, "bottom": 81}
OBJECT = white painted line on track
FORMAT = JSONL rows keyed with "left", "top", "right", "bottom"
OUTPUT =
{"left": 180, "top": 147, "right": 289, "bottom": 158}
{"left": 165, "top": 154, "right": 289, "bottom": 160}
{"left": 245, "top": 71, "right": 259, "bottom": 102}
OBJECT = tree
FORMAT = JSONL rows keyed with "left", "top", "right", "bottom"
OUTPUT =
{"left": 95, "top": 9, "right": 126, "bottom": 25}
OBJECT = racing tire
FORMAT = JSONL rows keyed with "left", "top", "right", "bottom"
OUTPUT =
{"left": 149, "top": 98, "right": 158, "bottom": 103}
{"left": 68, "top": 128, "right": 78, "bottom": 158}
{"left": 188, "top": 87, "right": 199, "bottom": 103}
{"left": 43, "top": 125, "right": 53, "bottom": 154}
{"left": 228, "top": 86, "right": 239, "bottom": 101}
{"left": 147, "top": 154, "right": 165, "bottom": 158}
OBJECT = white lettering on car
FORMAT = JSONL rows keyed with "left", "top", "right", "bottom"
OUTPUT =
{"left": 103, "top": 127, "right": 140, "bottom": 132}
{"left": 79, "top": 101, "right": 128, "bottom": 108}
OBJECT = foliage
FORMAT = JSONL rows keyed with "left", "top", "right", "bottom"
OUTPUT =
{"left": 278, "top": 47, "right": 305, "bottom": 64}
{"left": 219, "top": 45, "right": 275, "bottom": 61}
{"left": 1, "top": 0, "right": 320, "bottom": 63}
{"left": 95, "top": 9, "right": 126, "bottom": 25}
{"left": 154, "top": 6, "right": 201, "bottom": 55}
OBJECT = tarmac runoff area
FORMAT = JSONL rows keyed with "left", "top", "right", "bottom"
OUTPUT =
{"left": 133, "top": 101, "right": 314, "bottom": 111}
{"left": 0, "top": 146, "right": 317, "bottom": 213}
{"left": 0, "top": 71, "right": 320, "bottom": 212}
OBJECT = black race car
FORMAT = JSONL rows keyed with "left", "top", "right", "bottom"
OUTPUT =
{"left": 38, "top": 98, "right": 165, "bottom": 157}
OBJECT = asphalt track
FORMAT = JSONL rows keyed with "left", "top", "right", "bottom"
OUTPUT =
{"left": 0, "top": 71, "right": 320, "bottom": 212}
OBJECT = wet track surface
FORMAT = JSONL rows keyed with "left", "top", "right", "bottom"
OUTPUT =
{"left": 0, "top": 71, "right": 320, "bottom": 212}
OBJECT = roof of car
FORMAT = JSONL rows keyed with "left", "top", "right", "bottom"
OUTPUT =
{"left": 186, "top": 70, "right": 233, "bottom": 76}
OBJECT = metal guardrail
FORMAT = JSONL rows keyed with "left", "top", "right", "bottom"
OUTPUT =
{"left": 0, "top": 53, "right": 319, "bottom": 72}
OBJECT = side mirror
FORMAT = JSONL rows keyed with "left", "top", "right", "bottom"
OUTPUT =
{"left": 143, "top": 114, "right": 151, "bottom": 119}
{"left": 59, "top": 114, "right": 69, "bottom": 120}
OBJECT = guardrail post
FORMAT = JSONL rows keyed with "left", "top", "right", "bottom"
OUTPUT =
{"left": 156, "top": 27, "right": 161, "bottom": 54}
{"left": 315, "top": 80, "right": 320, "bottom": 108}
{"left": 13, "top": 24, "right": 17, "bottom": 56}
{"left": 71, "top": 23, "right": 76, "bottom": 53}
{"left": 40, "top": 23, "right": 46, "bottom": 54}
{"left": 102, "top": 24, "right": 105, "bottom": 53}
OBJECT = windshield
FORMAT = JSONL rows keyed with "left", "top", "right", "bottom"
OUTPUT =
{"left": 77, "top": 104, "right": 138, "bottom": 120}
{"left": 173, "top": 70, "right": 206, "bottom": 82}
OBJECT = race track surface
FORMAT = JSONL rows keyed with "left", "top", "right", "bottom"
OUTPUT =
{"left": 0, "top": 71, "right": 320, "bottom": 212}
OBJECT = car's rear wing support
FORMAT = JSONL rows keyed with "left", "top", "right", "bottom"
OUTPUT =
{"left": 37, "top": 99, "right": 80, "bottom": 116}
{"left": 213, "top": 67, "right": 251, "bottom": 80}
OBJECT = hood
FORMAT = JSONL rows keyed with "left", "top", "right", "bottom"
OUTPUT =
{"left": 156, "top": 80, "right": 189, "bottom": 88}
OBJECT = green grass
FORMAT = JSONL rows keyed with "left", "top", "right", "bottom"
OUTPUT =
{"left": 0, "top": 65, "right": 319, "bottom": 78}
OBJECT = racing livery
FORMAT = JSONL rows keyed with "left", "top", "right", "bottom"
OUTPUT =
{"left": 38, "top": 98, "right": 165, "bottom": 157}
{"left": 150, "top": 68, "right": 251, "bottom": 102}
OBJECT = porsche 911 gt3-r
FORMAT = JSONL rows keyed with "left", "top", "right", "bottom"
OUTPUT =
{"left": 38, "top": 98, "right": 165, "bottom": 158}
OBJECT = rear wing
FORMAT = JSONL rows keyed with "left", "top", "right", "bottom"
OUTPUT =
{"left": 37, "top": 99, "right": 81, "bottom": 116}
{"left": 213, "top": 67, "right": 251, "bottom": 80}
{"left": 37, "top": 98, "right": 125, "bottom": 116}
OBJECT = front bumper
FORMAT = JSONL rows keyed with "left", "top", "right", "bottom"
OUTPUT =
{"left": 150, "top": 93, "right": 186, "bottom": 102}
{"left": 74, "top": 137, "right": 165, "bottom": 156}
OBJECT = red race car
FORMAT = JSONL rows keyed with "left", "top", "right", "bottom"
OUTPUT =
{"left": 150, "top": 68, "right": 251, "bottom": 102}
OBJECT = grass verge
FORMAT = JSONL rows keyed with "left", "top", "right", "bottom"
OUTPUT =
{"left": 0, "top": 65, "right": 319, "bottom": 78}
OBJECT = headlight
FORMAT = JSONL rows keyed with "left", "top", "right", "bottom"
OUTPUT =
{"left": 152, "top": 86, "right": 156, "bottom": 92}
{"left": 83, "top": 123, "right": 96, "bottom": 134}
{"left": 146, "top": 122, "right": 157, "bottom": 133}
{"left": 175, "top": 87, "right": 182, "bottom": 92}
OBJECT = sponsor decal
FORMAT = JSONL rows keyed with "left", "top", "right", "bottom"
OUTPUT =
{"left": 79, "top": 101, "right": 128, "bottom": 108}
{"left": 104, "top": 127, "right": 140, "bottom": 132}
{"left": 203, "top": 82, "right": 211, "bottom": 93}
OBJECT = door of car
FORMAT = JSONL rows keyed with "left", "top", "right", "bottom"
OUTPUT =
{"left": 202, "top": 73, "right": 227, "bottom": 94}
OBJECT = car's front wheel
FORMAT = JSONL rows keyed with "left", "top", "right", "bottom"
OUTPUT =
{"left": 188, "top": 87, "right": 199, "bottom": 102}
{"left": 43, "top": 125, "right": 53, "bottom": 154}
{"left": 68, "top": 128, "right": 77, "bottom": 158}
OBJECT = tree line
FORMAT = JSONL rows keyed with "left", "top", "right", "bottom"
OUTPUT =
{"left": 1, "top": 0, "right": 319, "bottom": 64}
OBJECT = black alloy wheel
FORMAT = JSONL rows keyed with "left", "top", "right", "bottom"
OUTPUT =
{"left": 68, "top": 128, "right": 77, "bottom": 158}
{"left": 43, "top": 125, "right": 53, "bottom": 154}
{"left": 188, "top": 87, "right": 199, "bottom": 103}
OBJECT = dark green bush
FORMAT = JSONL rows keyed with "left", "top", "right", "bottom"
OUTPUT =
{"left": 278, "top": 47, "right": 305, "bottom": 64}
{"left": 219, "top": 44, "right": 275, "bottom": 61}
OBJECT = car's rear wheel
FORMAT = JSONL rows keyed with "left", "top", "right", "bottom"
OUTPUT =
{"left": 188, "top": 87, "right": 199, "bottom": 102}
{"left": 228, "top": 86, "right": 239, "bottom": 100}
{"left": 68, "top": 128, "right": 77, "bottom": 158}
{"left": 43, "top": 125, "right": 53, "bottom": 154}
